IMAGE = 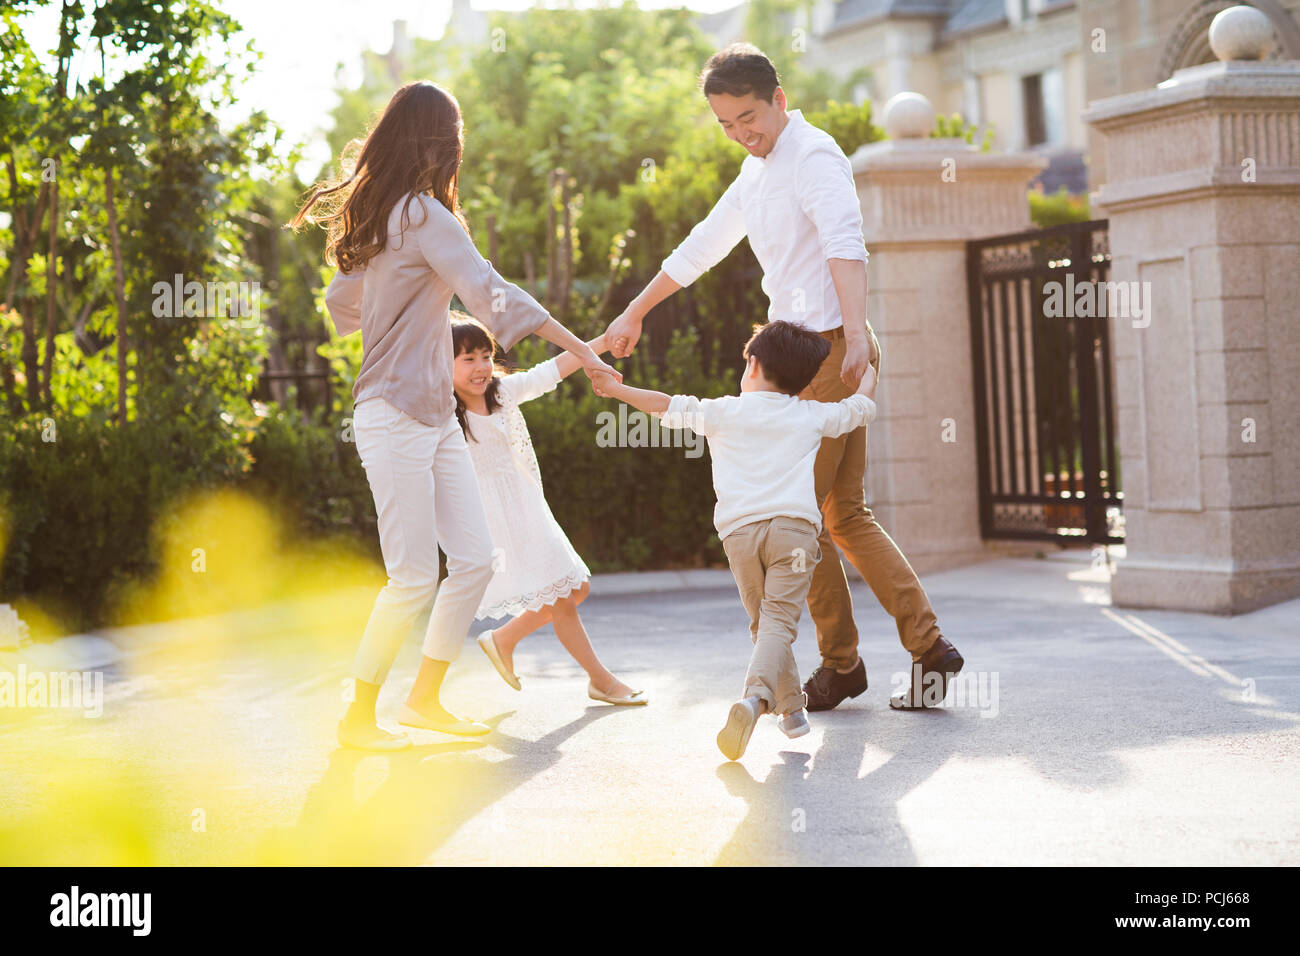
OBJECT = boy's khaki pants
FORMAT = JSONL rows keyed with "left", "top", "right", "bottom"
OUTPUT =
{"left": 799, "top": 330, "right": 943, "bottom": 667}
{"left": 722, "top": 516, "right": 822, "bottom": 715}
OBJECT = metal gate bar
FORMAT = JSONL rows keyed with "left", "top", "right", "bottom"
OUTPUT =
{"left": 966, "top": 219, "right": 1123, "bottom": 543}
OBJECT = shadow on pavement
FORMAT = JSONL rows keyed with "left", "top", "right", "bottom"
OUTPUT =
{"left": 705, "top": 640, "right": 1297, "bottom": 865}
{"left": 263, "top": 705, "right": 628, "bottom": 864}
{"left": 713, "top": 706, "right": 961, "bottom": 865}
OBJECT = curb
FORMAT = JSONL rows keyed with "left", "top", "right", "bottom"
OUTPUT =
{"left": 1, "top": 570, "right": 742, "bottom": 669}
{"left": 588, "top": 568, "right": 736, "bottom": 595}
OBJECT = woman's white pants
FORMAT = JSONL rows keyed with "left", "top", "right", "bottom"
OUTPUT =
{"left": 350, "top": 397, "right": 494, "bottom": 684}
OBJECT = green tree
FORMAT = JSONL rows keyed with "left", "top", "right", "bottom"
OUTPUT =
{"left": 0, "top": 0, "right": 289, "bottom": 629}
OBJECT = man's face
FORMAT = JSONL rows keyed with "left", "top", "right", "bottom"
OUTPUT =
{"left": 706, "top": 87, "right": 788, "bottom": 158}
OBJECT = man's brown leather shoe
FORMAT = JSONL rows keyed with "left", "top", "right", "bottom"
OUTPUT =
{"left": 803, "top": 658, "right": 868, "bottom": 712}
{"left": 889, "top": 637, "right": 964, "bottom": 710}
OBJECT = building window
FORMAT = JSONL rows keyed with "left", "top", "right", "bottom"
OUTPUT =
{"left": 1041, "top": 66, "right": 1065, "bottom": 145}
{"left": 964, "top": 74, "right": 983, "bottom": 128}
{"left": 1022, "top": 66, "right": 1065, "bottom": 147}
{"left": 1022, "top": 73, "right": 1045, "bottom": 145}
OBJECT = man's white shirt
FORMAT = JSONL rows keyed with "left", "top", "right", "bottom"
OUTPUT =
{"left": 660, "top": 109, "right": 868, "bottom": 333}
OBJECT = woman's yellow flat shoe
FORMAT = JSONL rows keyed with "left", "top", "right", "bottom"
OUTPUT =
{"left": 397, "top": 703, "right": 491, "bottom": 735}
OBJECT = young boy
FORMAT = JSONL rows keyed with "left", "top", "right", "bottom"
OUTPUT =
{"left": 590, "top": 320, "right": 878, "bottom": 760}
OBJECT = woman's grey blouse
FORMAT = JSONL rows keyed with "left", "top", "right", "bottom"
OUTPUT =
{"left": 324, "top": 192, "right": 550, "bottom": 427}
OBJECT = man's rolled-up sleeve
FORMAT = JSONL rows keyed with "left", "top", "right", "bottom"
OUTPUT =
{"left": 797, "top": 145, "right": 868, "bottom": 264}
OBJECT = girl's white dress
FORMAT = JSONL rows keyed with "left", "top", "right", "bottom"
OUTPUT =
{"left": 464, "top": 356, "right": 591, "bottom": 619}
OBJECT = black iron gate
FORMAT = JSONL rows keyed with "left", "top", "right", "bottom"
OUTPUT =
{"left": 966, "top": 219, "right": 1123, "bottom": 544}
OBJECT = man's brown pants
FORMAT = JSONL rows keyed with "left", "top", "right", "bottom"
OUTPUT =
{"left": 799, "top": 329, "right": 943, "bottom": 668}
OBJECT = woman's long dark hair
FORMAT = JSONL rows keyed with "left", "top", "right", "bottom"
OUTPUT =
{"left": 451, "top": 314, "right": 510, "bottom": 442}
{"left": 289, "top": 80, "right": 469, "bottom": 272}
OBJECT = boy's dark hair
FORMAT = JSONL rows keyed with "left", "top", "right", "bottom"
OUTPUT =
{"left": 743, "top": 320, "right": 830, "bottom": 395}
{"left": 699, "top": 43, "right": 781, "bottom": 103}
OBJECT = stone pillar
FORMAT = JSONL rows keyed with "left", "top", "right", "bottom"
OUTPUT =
{"left": 1085, "top": 5, "right": 1300, "bottom": 613}
{"left": 849, "top": 92, "right": 1048, "bottom": 574}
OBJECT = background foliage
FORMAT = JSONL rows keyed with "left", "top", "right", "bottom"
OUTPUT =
{"left": 0, "top": 0, "right": 1078, "bottom": 632}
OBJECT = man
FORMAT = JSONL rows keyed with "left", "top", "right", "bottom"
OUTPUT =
{"left": 604, "top": 42, "right": 963, "bottom": 711}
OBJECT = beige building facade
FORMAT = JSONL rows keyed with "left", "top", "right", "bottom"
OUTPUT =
{"left": 700, "top": 0, "right": 1300, "bottom": 190}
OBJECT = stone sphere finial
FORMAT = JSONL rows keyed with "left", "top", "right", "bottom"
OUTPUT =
{"left": 1209, "top": 5, "right": 1275, "bottom": 61}
{"left": 882, "top": 91, "right": 935, "bottom": 140}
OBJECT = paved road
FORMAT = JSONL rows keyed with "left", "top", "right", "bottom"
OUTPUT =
{"left": 2, "top": 553, "right": 1297, "bottom": 865}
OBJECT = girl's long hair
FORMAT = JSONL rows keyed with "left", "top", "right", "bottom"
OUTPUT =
{"left": 289, "top": 80, "right": 469, "bottom": 272}
{"left": 451, "top": 314, "right": 509, "bottom": 442}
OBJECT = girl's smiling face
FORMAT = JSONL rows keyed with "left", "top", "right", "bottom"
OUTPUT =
{"left": 454, "top": 346, "right": 495, "bottom": 398}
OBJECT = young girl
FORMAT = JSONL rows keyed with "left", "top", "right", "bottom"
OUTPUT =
{"left": 451, "top": 315, "right": 646, "bottom": 706}
{"left": 291, "top": 81, "right": 620, "bottom": 751}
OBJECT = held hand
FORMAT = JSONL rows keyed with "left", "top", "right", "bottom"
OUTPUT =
{"left": 604, "top": 309, "right": 643, "bottom": 359}
{"left": 857, "top": 360, "right": 878, "bottom": 400}
{"left": 589, "top": 368, "right": 619, "bottom": 398}
{"left": 867, "top": 324, "right": 882, "bottom": 375}
{"left": 582, "top": 351, "right": 622, "bottom": 391}
{"left": 840, "top": 337, "right": 872, "bottom": 391}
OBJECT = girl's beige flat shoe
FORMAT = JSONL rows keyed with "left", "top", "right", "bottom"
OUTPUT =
{"left": 477, "top": 630, "right": 521, "bottom": 691}
{"left": 587, "top": 681, "right": 649, "bottom": 706}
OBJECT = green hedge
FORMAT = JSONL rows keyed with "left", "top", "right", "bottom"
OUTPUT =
{"left": 243, "top": 405, "right": 378, "bottom": 550}
{"left": 0, "top": 331, "right": 739, "bottom": 632}
{"left": 0, "top": 409, "right": 251, "bottom": 633}
{"left": 510, "top": 330, "right": 730, "bottom": 573}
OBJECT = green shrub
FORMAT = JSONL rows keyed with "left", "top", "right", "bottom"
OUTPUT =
{"left": 244, "top": 405, "right": 378, "bottom": 551}
{"left": 932, "top": 112, "right": 995, "bottom": 152}
{"left": 1029, "top": 186, "right": 1091, "bottom": 227}
{"left": 0, "top": 410, "right": 251, "bottom": 632}
{"left": 509, "top": 328, "right": 729, "bottom": 573}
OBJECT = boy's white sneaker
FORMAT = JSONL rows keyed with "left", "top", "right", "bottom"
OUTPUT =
{"left": 778, "top": 709, "right": 811, "bottom": 739}
{"left": 717, "top": 696, "right": 764, "bottom": 761}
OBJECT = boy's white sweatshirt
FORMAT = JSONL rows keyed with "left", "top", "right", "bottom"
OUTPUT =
{"left": 659, "top": 390, "right": 876, "bottom": 539}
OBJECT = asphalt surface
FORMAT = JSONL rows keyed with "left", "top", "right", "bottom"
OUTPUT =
{"left": 2, "top": 553, "right": 1297, "bottom": 865}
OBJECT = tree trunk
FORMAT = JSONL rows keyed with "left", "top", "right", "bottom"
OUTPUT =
{"left": 0, "top": 299, "right": 17, "bottom": 416}
{"left": 594, "top": 230, "right": 630, "bottom": 322}
{"left": 2, "top": 161, "right": 48, "bottom": 415}
{"left": 263, "top": 211, "right": 290, "bottom": 407}
{"left": 71, "top": 295, "right": 100, "bottom": 354}
{"left": 6, "top": 165, "right": 49, "bottom": 409}
{"left": 3, "top": 160, "right": 49, "bottom": 308}
{"left": 105, "top": 165, "right": 129, "bottom": 427}
{"left": 41, "top": 177, "right": 58, "bottom": 407}
{"left": 42, "top": 0, "right": 73, "bottom": 406}
{"left": 20, "top": 292, "right": 40, "bottom": 406}
{"left": 544, "top": 169, "right": 558, "bottom": 310}
{"left": 559, "top": 172, "right": 573, "bottom": 310}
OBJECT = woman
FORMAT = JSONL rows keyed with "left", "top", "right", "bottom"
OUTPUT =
{"left": 291, "top": 80, "right": 619, "bottom": 751}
